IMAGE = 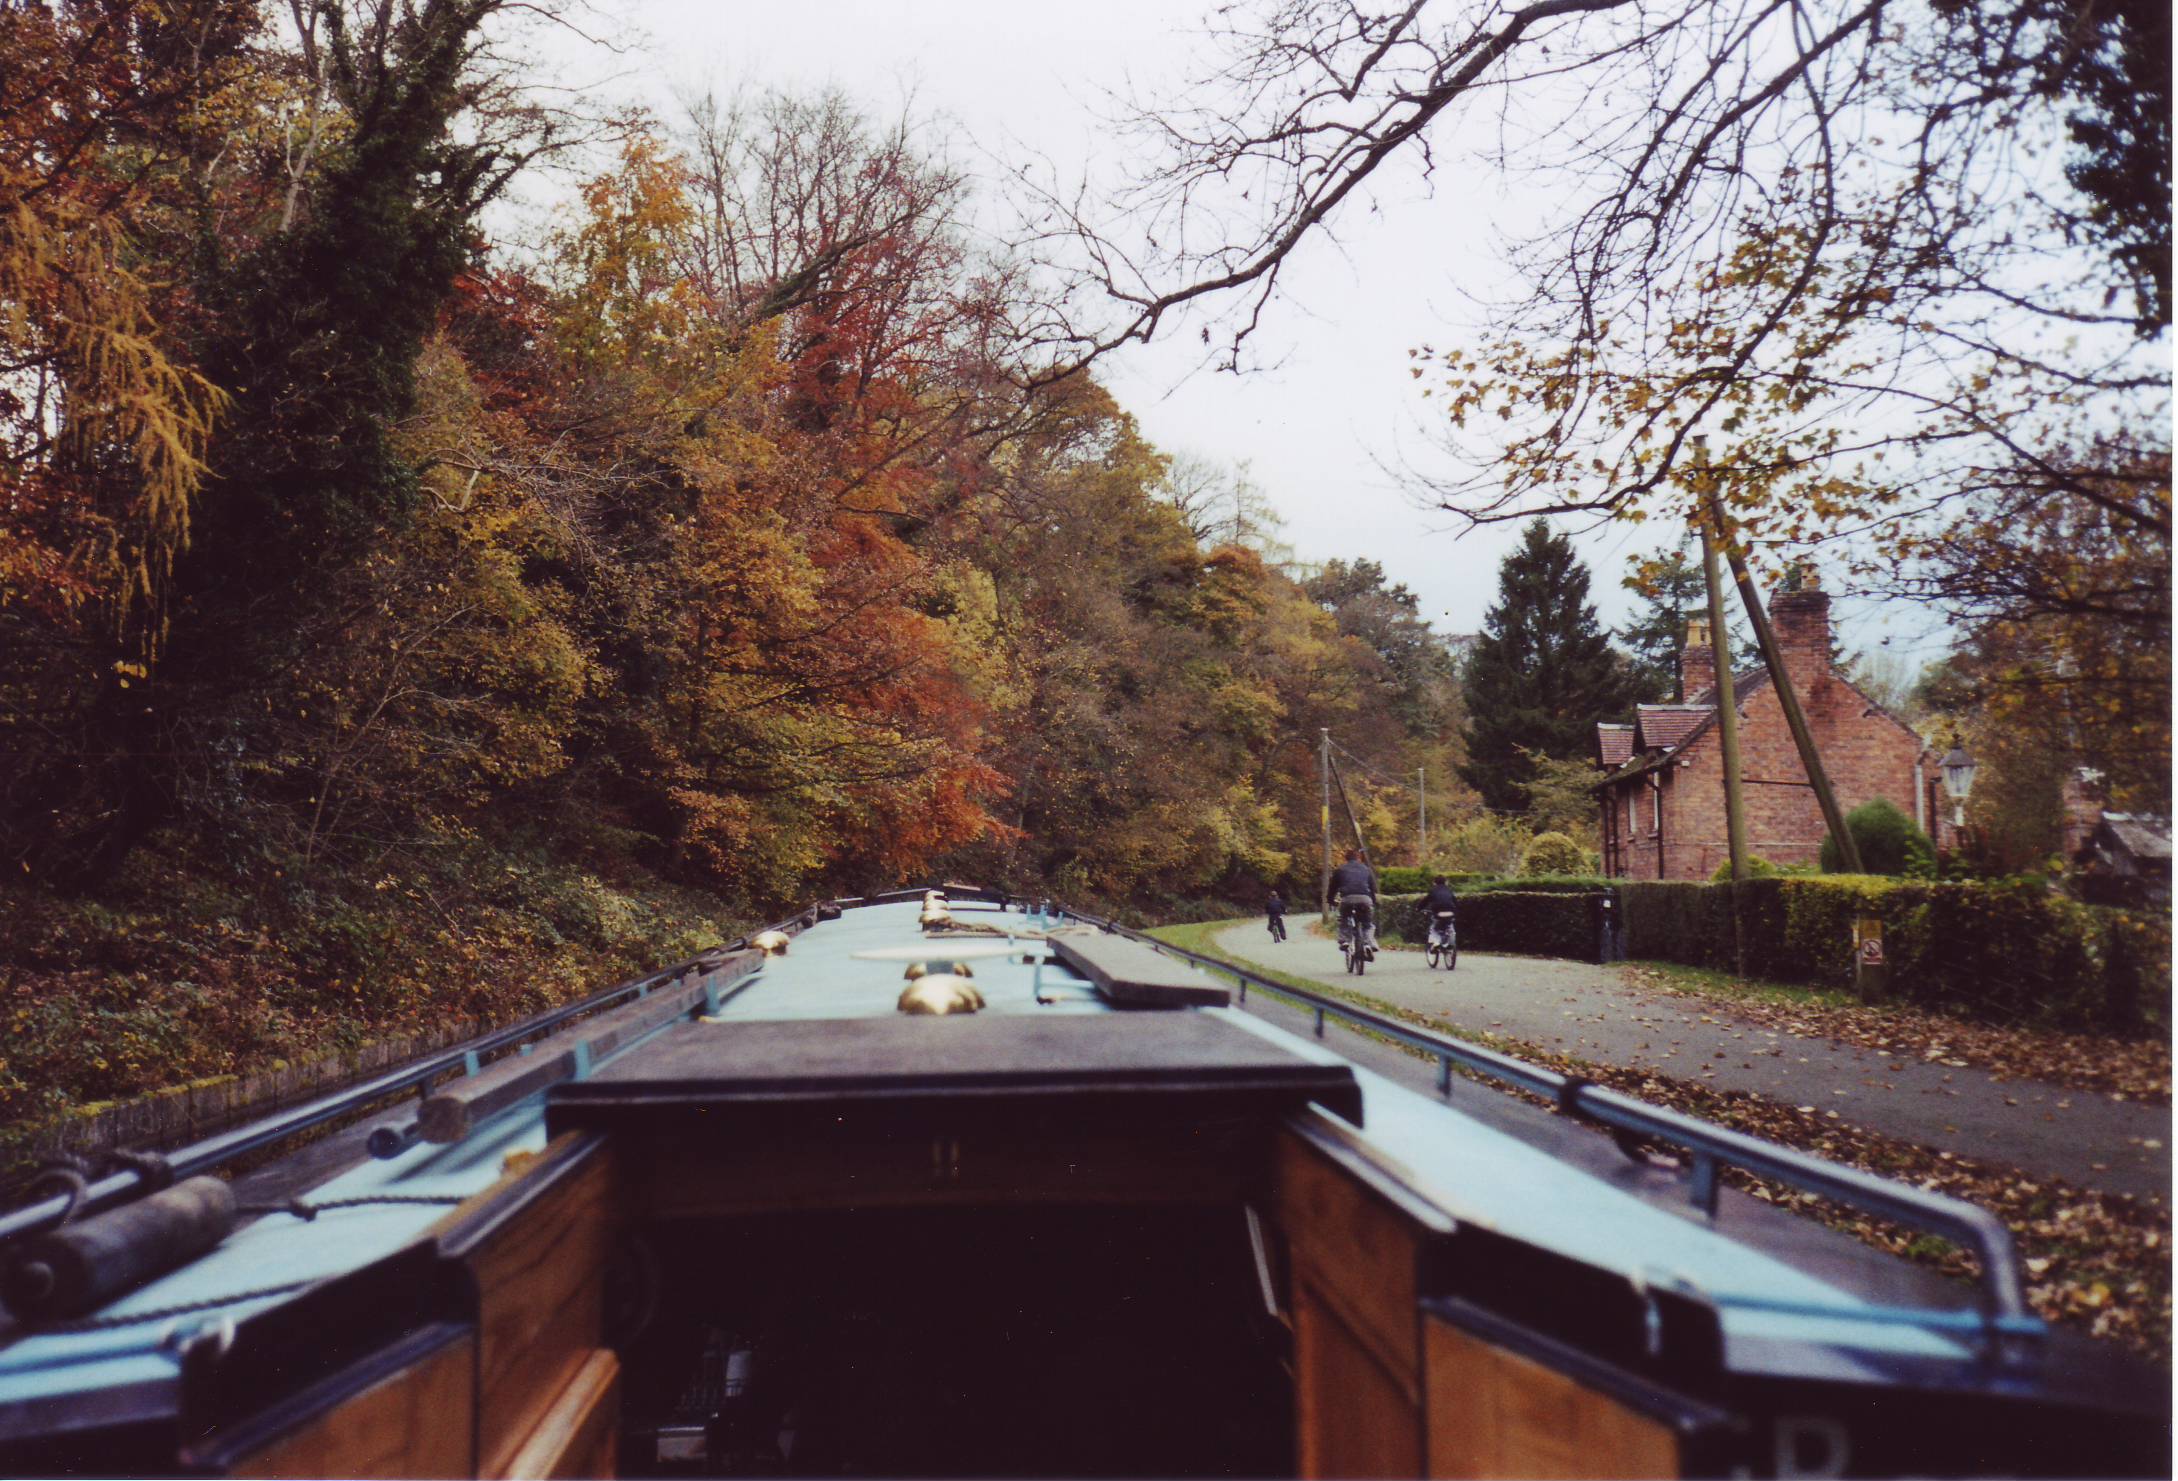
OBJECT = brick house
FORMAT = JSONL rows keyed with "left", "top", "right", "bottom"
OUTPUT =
{"left": 1594, "top": 585, "right": 1953, "bottom": 879}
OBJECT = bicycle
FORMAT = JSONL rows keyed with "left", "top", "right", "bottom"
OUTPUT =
{"left": 1336, "top": 900, "right": 1373, "bottom": 975}
{"left": 1267, "top": 913, "right": 1287, "bottom": 943}
{"left": 1424, "top": 912, "right": 1458, "bottom": 971}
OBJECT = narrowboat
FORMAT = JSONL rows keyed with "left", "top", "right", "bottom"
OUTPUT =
{"left": 0, "top": 888, "right": 2165, "bottom": 1477}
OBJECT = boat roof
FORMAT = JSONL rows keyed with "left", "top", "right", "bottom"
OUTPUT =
{"left": 0, "top": 895, "right": 2153, "bottom": 1437}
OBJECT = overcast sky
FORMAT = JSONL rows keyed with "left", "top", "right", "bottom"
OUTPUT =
{"left": 546, "top": 0, "right": 1948, "bottom": 666}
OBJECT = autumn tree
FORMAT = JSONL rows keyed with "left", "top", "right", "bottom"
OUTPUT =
{"left": 1303, "top": 559, "right": 1459, "bottom": 733}
{"left": 0, "top": 0, "right": 595, "bottom": 887}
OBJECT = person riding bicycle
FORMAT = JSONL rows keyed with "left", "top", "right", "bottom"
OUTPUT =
{"left": 1423, "top": 875, "right": 1458, "bottom": 953}
{"left": 1326, "top": 848, "right": 1378, "bottom": 959}
{"left": 1265, "top": 888, "right": 1288, "bottom": 942}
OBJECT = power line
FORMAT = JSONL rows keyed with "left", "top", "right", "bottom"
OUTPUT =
{"left": 1325, "top": 736, "right": 1410, "bottom": 793}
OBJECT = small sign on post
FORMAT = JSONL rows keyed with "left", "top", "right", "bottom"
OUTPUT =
{"left": 1853, "top": 916, "right": 1888, "bottom": 1002}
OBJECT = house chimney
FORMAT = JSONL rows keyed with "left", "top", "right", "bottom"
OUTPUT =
{"left": 1769, "top": 577, "right": 1832, "bottom": 693}
{"left": 2061, "top": 767, "right": 2105, "bottom": 861}
{"left": 1678, "top": 618, "right": 1715, "bottom": 701}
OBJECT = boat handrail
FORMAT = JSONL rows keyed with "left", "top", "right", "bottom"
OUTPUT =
{"left": 0, "top": 911, "right": 813, "bottom": 1249}
{"left": 1067, "top": 909, "right": 2036, "bottom": 1336}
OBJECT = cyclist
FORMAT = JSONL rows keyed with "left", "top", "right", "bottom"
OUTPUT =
{"left": 1326, "top": 848, "right": 1378, "bottom": 959}
{"left": 1265, "top": 888, "right": 1288, "bottom": 942}
{"left": 1423, "top": 874, "right": 1458, "bottom": 959}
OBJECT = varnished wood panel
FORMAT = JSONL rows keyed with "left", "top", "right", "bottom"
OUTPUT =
{"left": 1423, "top": 1317, "right": 1680, "bottom": 1480}
{"left": 502, "top": 1348, "right": 620, "bottom": 1481}
{"left": 1274, "top": 1126, "right": 1424, "bottom": 1391}
{"left": 456, "top": 1138, "right": 620, "bottom": 1479}
{"left": 634, "top": 1128, "right": 1256, "bottom": 1217}
{"left": 228, "top": 1332, "right": 474, "bottom": 1479}
{"left": 1294, "top": 1271, "right": 1425, "bottom": 1479}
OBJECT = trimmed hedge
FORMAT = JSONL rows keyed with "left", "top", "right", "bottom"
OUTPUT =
{"left": 1369, "top": 871, "right": 1614, "bottom": 896}
{"left": 1460, "top": 875, "right": 1618, "bottom": 896}
{"left": 1384, "top": 889, "right": 1611, "bottom": 963}
{"left": 1377, "top": 867, "right": 1488, "bottom": 894}
{"left": 1621, "top": 875, "right": 2167, "bottom": 1032}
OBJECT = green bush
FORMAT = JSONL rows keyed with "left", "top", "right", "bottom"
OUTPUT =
{"left": 1708, "top": 856, "right": 1782, "bottom": 882}
{"left": 1431, "top": 815, "right": 1533, "bottom": 875}
{"left": 1521, "top": 831, "right": 1586, "bottom": 876}
{"left": 1820, "top": 798, "right": 1937, "bottom": 878}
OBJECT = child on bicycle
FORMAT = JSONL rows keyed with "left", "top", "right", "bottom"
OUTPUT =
{"left": 1265, "top": 888, "right": 1288, "bottom": 942}
{"left": 1423, "top": 875, "right": 1458, "bottom": 957}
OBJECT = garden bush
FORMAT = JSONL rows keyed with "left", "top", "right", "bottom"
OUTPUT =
{"left": 1708, "top": 856, "right": 1782, "bottom": 882}
{"left": 1430, "top": 815, "right": 1533, "bottom": 875}
{"left": 1820, "top": 798, "right": 1937, "bottom": 877}
{"left": 1522, "top": 831, "right": 1586, "bottom": 876}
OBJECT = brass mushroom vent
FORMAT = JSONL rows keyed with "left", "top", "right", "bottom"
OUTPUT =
{"left": 897, "top": 973, "right": 983, "bottom": 1015}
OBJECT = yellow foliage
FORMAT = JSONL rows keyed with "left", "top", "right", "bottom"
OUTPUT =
{"left": 0, "top": 168, "right": 226, "bottom": 650}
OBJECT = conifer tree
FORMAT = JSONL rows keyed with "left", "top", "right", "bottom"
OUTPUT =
{"left": 1458, "top": 520, "right": 1638, "bottom": 812}
{"left": 1618, "top": 542, "right": 1754, "bottom": 701}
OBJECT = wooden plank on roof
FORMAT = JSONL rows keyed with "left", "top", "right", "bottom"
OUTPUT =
{"left": 415, "top": 952, "right": 759, "bottom": 1143}
{"left": 1047, "top": 931, "right": 1231, "bottom": 1008}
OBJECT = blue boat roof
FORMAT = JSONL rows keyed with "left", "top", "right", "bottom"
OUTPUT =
{"left": 0, "top": 896, "right": 2056, "bottom": 1428}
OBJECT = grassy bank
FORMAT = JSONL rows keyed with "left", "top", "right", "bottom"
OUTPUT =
{"left": 0, "top": 829, "right": 742, "bottom": 1147}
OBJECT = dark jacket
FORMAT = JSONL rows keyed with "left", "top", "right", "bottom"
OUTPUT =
{"left": 1424, "top": 883, "right": 1458, "bottom": 915}
{"left": 1265, "top": 891, "right": 1286, "bottom": 916}
{"left": 1326, "top": 861, "right": 1377, "bottom": 903}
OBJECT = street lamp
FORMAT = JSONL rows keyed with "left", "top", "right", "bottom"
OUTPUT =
{"left": 1939, "top": 741, "right": 1977, "bottom": 828}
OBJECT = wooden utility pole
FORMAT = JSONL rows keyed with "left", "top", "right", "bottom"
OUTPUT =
{"left": 1698, "top": 482, "right": 1865, "bottom": 874}
{"left": 1319, "top": 729, "right": 1333, "bottom": 924}
{"left": 1700, "top": 517, "right": 1750, "bottom": 975}
{"left": 1327, "top": 753, "right": 1371, "bottom": 859}
{"left": 1417, "top": 767, "right": 1427, "bottom": 865}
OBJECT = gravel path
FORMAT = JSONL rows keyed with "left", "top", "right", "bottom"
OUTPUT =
{"left": 1214, "top": 923, "right": 2171, "bottom": 1200}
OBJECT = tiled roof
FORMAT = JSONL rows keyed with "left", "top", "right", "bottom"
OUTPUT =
{"left": 1598, "top": 666, "right": 1776, "bottom": 787}
{"left": 1686, "top": 665, "right": 1769, "bottom": 710}
{"left": 2102, "top": 814, "right": 2173, "bottom": 862}
{"left": 1635, "top": 705, "right": 1711, "bottom": 750}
